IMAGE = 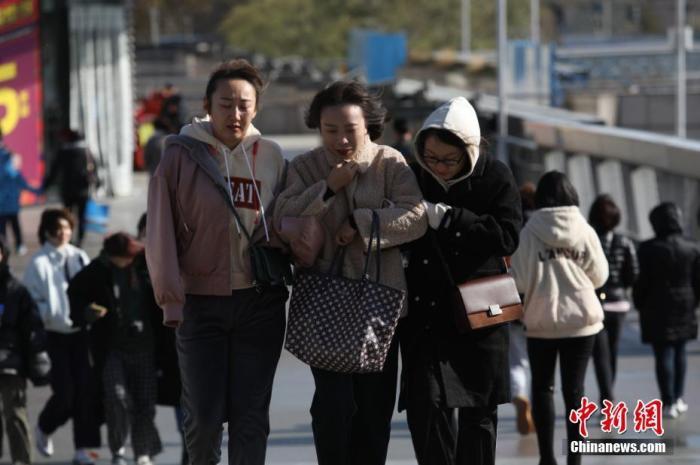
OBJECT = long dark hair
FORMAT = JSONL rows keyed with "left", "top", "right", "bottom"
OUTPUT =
{"left": 589, "top": 194, "right": 621, "bottom": 233}
{"left": 305, "top": 81, "right": 387, "bottom": 141}
{"left": 535, "top": 171, "right": 579, "bottom": 209}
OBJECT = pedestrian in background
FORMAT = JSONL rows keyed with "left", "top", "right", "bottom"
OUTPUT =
{"left": 510, "top": 182, "right": 536, "bottom": 436}
{"left": 22, "top": 209, "right": 100, "bottom": 465}
{"left": 588, "top": 194, "right": 638, "bottom": 406}
{"left": 399, "top": 96, "right": 521, "bottom": 465}
{"left": 274, "top": 81, "right": 426, "bottom": 465}
{"left": 0, "top": 236, "right": 51, "bottom": 465}
{"left": 69, "top": 232, "right": 161, "bottom": 465}
{"left": 0, "top": 128, "right": 41, "bottom": 256}
{"left": 42, "top": 130, "right": 98, "bottom": 246}
{"left": 634, "top": 202, "right": 700, "bottom": 418}
{"left": 391, "top": 117, "right": 415, "bottom": 164}
{"left": 511, "top": 171, "right": 608, "bottom": 465}
{"left": 146, "top": 59, "right": 289, "bottom": 465}
{"left": 136, "top": 213, "right": 186, "bottom": 465}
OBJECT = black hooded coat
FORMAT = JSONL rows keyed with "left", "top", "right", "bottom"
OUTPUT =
{"left": 633, "top": 203, "right": 700, "bottom": 343}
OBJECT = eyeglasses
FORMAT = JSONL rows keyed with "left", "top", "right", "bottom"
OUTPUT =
{"left": 423, "top": 154, "right": 465, "bottom": 168}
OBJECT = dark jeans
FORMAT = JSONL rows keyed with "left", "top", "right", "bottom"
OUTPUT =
{"left": 38, "top": 331, "right": 102, "bottom": 449}
{"left": 651, "top": 340, "right": 688, "bottom": 405}
{"left": 176, "top": 288, "right": 287, "bottom": 465}
{"left": 0, "top": 213, "right": 22, "bottom": 248}
{"left": 592, "top": 311, "right": 626, "bottom": 404}
{"left": 528, "top": 335, "right": 595, "bottom": 465}
{"left": 310, "top": 339, "right": 398, "bottom": 465}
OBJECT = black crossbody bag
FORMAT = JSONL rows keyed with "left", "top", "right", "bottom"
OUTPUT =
{"left": 215, "top": 184, "right": 293, "bottom": 290}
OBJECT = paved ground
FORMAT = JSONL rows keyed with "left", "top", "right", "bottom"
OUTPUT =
{"left": 5, "top": 171, "right": 700, "bottom": 465}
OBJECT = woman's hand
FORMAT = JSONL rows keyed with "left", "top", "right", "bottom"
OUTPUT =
{"left": 327, "top": 161, "right": 359, "bottom": 193}
{"left": 335, "top": 219, "right": 357, "bottom": 246}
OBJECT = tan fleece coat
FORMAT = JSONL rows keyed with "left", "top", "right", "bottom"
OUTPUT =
{"left": 274, "top": 142, "right": 427, "bottom": 315}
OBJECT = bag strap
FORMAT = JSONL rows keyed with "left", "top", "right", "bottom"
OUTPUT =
{"left": 362, "top": 211, "right": 381, "bottom": 282}
{"left": 427, "top": 228, "right": 508, "bottom": 287}
{"left": 428, "top": 230, "right": 457, "bottom": 287}
{"left": 215, "top": 184, "right": 254, "bottom": 244}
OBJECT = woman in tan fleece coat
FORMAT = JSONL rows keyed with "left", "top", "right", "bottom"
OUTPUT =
{"left": 274, "top": 81, "right": 426, "bottom": 465}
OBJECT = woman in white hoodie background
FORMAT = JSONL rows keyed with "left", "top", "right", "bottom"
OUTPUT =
{"left": 510, "top": 171, "right": 608, "bottom": 465}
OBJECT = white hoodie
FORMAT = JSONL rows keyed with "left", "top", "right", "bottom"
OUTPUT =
{"left": 23, "top": 243, "right": 89, "bottom": 333}
{"left": 180, "top": 116, "right": 286, "bottom": 289}
{"left": 510, "top": 206, "right": 609, "bottom": 339}
{"left": 414, "top": 96, "right": 481, "bottom": 190}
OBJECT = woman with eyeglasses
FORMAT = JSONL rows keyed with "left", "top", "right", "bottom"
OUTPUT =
{"left": 399, "top": 97, "right": 522, "bottom": 465}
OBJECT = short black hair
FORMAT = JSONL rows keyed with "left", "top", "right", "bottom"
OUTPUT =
{"left": 305, "top": 81, "right": 387, "bottom": 141}
{"left": 38, "top": 209, "right": 75, "bottom": 244}
{"left": 204, "top": 59, "right": 265, "bottom": 111}
{"left": 535, "top": 171, "right": 579, "bottom": 209}
{"left": 589, "top": 194, "right": 621, "bottom": 233}
{"left": 393, "top": 117, "right": 409, "bottom": 135}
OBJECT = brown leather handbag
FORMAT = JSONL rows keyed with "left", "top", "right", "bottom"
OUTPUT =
{"left": 451, "top": 270, "right": 523, "bottom": 332}
{"left": 429, "top": 231, "right": 523, "bottom": 332}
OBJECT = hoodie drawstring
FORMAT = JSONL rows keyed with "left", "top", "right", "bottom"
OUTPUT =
{"left": 241, "top": 142, "right": 270, "bottom": 242}
{"left": 222, "top": 147, "right": 242, "bottom": 235}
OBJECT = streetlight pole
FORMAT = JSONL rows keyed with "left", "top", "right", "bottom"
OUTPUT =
{"left": 497, "top": 0, "right": 509, "bottom": 164}
{"left": 677, "top": 0, "right": 687, "bottom": 138}
{"left": 461, "top": 0, "right": 471, "bottom": 56}
{"left": 530, "top": 0, "right": 540, "bottom": 44}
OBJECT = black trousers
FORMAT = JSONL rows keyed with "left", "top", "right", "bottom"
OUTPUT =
{"left": 0, "top": 375, "right": 30, "bottom": 464}
{"left": 310, "top": 339, "right": 399, "bottom": 465}
{"left": 403, "top": 345, "right": 497, "bottom": 465}
{"left": 38, "top": 331, "right": 101, "bottom": 449}
{"left": 63, "top": 195, "right": 88, "bottom": 245}
{"left": 592, "top": 311, "right": 626, "bottom": 403}
{"left": 528, "top": 335, "right": 595, "bottom": 465}
{"left": 176, "top": 288, "right": 287, "bottom": 465}
{"left": 0, "top": 213, "right": 22, "bottom": 249}
{"left": 102, "top": 350, "right": 161, "bottom": 458}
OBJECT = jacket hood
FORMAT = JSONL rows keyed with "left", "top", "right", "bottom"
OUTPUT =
{"left": 180, "top": 115, "right": 261, "bottom": 154}
{"left": 526, "top": 206, "right": 590, "bottom": 248}
{"left": 649, "top": 202, "right": 684, "bottom": 237}
{"left": 414, "top": 97, "right": 481, "bottom": 189}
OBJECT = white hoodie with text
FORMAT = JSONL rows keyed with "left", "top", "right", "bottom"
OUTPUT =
{"left": 510, "top": 206, "right": 609, "bottom": 339}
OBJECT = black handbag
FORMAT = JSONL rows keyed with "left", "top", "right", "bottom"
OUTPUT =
{"left": 285, "top": 211, "right": 405, "bottom": 373}
{"left": 215, "top": 184, "right": 293, "bottom": 289}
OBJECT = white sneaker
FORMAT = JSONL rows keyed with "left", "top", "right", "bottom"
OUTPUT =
{"left": 136, "top": 455, "right": 153, "bottom": 465}
{"left": 34, "top": 425, "right": 53, "bottom": 457}
{"left": 663, "top": 404, "right": 679, "bottom": 419}
{"left": 675, "top": 398, "right": 689, "bottom": 414}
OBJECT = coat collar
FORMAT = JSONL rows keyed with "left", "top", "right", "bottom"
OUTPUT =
{"left": 322, "top": 137, "right": 377, "bottom": 174}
